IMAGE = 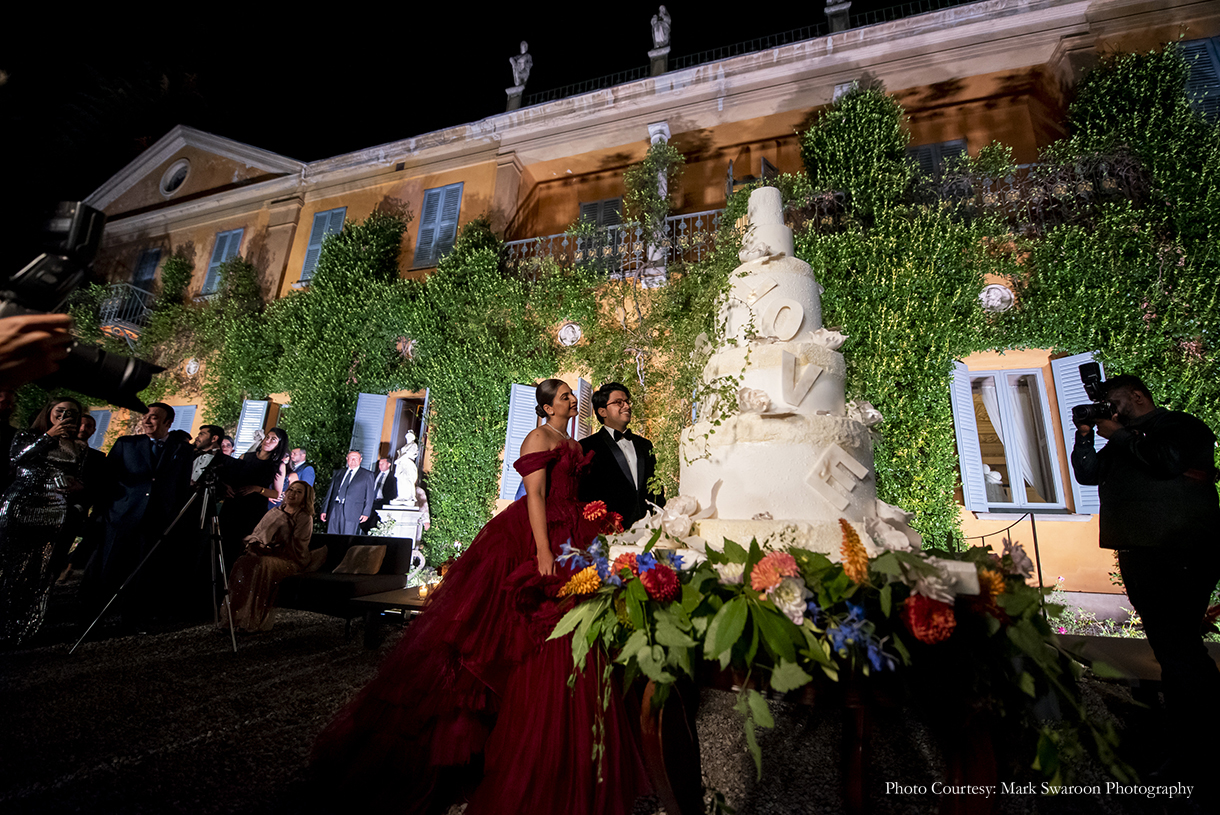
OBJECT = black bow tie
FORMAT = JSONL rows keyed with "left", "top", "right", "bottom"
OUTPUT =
{"left": 611, "top": 429, "right": 632, "bottom": 442}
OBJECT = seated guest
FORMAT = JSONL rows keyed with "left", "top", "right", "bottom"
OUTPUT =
{"left": 221, "top": 480, "right": 315, "bottom": 632}
{"left": 221, "top": 427, "right": 288, "bottom": 567}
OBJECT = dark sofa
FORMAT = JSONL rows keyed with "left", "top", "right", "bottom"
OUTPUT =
{"left": 276, "top": 533, "right": 413, "bottom": 636}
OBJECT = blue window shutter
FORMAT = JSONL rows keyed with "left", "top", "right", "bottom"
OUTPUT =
{"left": 300, "top": 207, "right": 347, "bottom": 282}
{"left": 169, "top": 405, "right": 197, "bottom": 434}
{"left": 133, "top": 248, "right": 160, "bottom": 289}
{"left": 350, "top": 393, "right": 388, "bottom": 471}
{"left": 1182, "top": 37, "right": 1220, "bottom": 121}
{"left": 203, "top": 228, "right": 244, "bottom": 294}
{"left": 89, "top": 409, "right": 111, "bottom": 449}
{"left": 414, "top": 183, "right": 463, "bottom": 267}
{"left": 572, "top": 377, "right": 592, "bottom": 440}
{"left": 500, "top": 383, "right": 540, "bottom": 500}
{"left": 234, "top": 399, "right": 269, "bottom": 452}
{"left": 908, "top": 139, "right": 967, "bottom": 175}
{"left": 1050, "top": 352, "right": 1106, "bottom": 515}
{"left": 949, "top": 362, "right": 988, "bottom": 513}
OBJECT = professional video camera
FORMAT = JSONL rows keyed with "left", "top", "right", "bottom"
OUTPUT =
{"left": 1070, "top": 361, "right": 1114, "bottom": 426}
{"left": 0, "top": 202, "right": 163, "bottom": 411}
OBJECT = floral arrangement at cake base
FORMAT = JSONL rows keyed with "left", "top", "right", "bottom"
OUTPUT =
{"left": 550, "top": 521, "right": 1133, "bottom": 785}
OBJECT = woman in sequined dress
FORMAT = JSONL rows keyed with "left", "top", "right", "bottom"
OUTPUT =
{"left": 0, "top": 396, "right": 87, "bottom": 644}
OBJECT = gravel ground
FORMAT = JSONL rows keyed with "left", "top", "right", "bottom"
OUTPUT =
{"left": 0, "top": 578, "right": 1203, "bottom": 815}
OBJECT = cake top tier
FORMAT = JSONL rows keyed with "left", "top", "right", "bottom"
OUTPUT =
{"left": 739, "top": 186, "right": 795, "bottom": 262}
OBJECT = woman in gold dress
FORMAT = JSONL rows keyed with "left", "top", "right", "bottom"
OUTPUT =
{"left": 223, "top": 479, "right": 315, "bottom": 632}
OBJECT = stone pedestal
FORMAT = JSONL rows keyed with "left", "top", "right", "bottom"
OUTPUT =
{"left": 506, "top": 85, "right": 525, "bottom": 111}
{"left": 379, "top": 506, "right": 426, "bottom": 544}
{"left": 649, "top": 46, "right": 670, "bottom": 77}
{"left": 826, "top": 1, "right": 852, "bottom": 33}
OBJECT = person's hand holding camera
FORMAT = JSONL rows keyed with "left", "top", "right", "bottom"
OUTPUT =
{"left": 0, "top": 314, "right": 74, "bottom": 389}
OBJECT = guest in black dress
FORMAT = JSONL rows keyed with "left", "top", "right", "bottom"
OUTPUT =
{"left": 221, "top": 427, "right": 288, "bottom": 568}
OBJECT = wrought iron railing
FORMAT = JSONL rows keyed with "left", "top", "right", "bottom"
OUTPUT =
{"left": 504, "top": 209, "right": 724, "bottom": 280}
{"left": 522, "top": 0, "right": 983, "bottom": 108}
{"left": 98, "top": 283, "right": 156, "bottom": 346}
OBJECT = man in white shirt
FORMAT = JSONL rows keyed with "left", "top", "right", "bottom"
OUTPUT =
{"left": 320, "top": 450, "right": 376, "bottom": 535}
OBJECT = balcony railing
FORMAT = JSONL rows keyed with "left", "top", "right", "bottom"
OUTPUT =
{"left": 98, "top": 283, "right": 156, "bottom": 347}
{"left": 505, "top": 209, "right": 724, "bottom": 280}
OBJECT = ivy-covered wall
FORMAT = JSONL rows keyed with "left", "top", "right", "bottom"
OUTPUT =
{"left": 51, "top": 42, "right": 1217, "bottom": 563}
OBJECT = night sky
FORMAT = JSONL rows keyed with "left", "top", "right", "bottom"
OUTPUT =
{"left": 0, "top": 1, "right": 898, "bottom": 275}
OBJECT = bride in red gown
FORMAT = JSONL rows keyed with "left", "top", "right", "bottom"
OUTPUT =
{"left": 312, "top": 379, "right": 650, "bottom": 814}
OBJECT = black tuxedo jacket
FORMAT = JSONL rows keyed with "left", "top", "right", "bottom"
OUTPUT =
{"left": 579, "top": 428, "right": 664, "bottom": 529}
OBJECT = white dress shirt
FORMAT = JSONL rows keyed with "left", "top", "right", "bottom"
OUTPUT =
{"left": 604, "top": 426, "right": 638, "bottom": 486}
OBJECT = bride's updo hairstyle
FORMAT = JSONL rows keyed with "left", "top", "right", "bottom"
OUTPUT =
{"left": 535, "top": 378, "right": 567, "bottom": 419}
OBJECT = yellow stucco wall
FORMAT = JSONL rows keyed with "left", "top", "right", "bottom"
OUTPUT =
{"left": 956, "top": 348, "right": 1117, "bottom": 594}
{"left": 103, "top": 145, "right": 286, "bottom": 218}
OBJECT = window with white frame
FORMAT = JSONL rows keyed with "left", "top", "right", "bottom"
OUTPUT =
{"left": 949, "top": 364, "right": 1066, "bottom": 511}
{"left": 413, "top": 183, "right": 463, "bottom": 268}
{"left": 201, "top": 228, "right": 244, "bottom": 295}
{"left": 300, "top": 207, "right": 346, "bottom": 283}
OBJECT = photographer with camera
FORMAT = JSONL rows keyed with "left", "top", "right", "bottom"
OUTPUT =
{"left": 1071, "top": 372, "right": 1220, "bottom": 785}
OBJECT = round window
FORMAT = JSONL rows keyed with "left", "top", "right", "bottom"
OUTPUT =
{"left": 160, "top": 159, "right": 191, "bottom": 197}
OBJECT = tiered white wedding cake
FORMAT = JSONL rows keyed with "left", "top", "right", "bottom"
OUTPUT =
{"left": 677, "top": 186, "right": 886, "bottom": 555}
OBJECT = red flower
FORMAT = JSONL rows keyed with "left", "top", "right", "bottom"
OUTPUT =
{"left": 640, "top": 562, "right": 679, "bottom": 602}
{"left": 582, "top": 500, "right": 608, "bottom": 522}
{"left": 901, "top": 594, "right": 956, "bottom": 644}
{"left": 612, "top": 553, "right": 639, "bottom": 577}
{"left": 604, "top": 511, "right": 624, "bottom": 534}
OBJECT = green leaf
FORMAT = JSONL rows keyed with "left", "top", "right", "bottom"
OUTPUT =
{"left": 870, "top": 552, "right": 903, "bottom": 576}
{"left": 1017, "top": 671, "right": 1037, "bottom": 698}
{"left": 769, "top": 659, "right": 814, "bottom": 694}
{"left": 680, "top": 583, "right": 704, "bottom": 614}
{"left": 744, "top": 539, "right": 764, "bottom": 582}
{"left": 705, "top": 596, "right": 748, "bottom": 660}
{"left": 655, "top": 618, "right": 698, "bottom": 648}
{"left": 751, "top": 602, "right": 797, "bottom": 664}
{"left": 747, "top": 689, "right": 775, "bottom": 729}
{"left": 548, "top": 602, "right": 596, "bottom": 641}
{"left": 637, "top": 643, "right": 675, "bottom": 683}
{"left": 721, "top": 539, "right": 748, "bottom": 563}
{"left": 1087, "top": 660, "right": 1129, "bottom": 680}
{"left": 743, "top": 716, "right": 762, "bottom": 779}
{"left": 879, "top": 583, "right": 893, "bottom": 617}
{"left": 616, "top": 630, "right": 649, "bottom": 665}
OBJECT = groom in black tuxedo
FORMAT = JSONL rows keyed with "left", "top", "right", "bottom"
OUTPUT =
{"left": 579, "top": 382, "right": 664, "bottom": 528}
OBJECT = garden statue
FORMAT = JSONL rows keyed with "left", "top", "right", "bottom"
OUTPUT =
{"left": 510, "top": 41, "right": 533, "bottom": 87}
{"left": 651, "top": 6, "right": 672, "bottom": 49}
{"left": 392, "top": 431, "right": 421, "bottom": 507}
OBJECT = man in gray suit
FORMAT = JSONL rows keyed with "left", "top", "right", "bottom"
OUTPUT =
{"left": 320, "top": 450, "right": 376, "bottom": 535}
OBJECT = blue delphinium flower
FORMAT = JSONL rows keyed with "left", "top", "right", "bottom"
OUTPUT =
{"left": 865, "top": 638, "right": 898, "bottom": 672}
{"left": 594, "top": 555, "right": 623, "bottom": 587}
{"left": 666, "top": 551, "right": 686, "bottom": 571}
{"left": 557, "top": 541, "right": 591, "bottom": 569}
{"left": 806, "top": 600, "right": 825, "bottom": 627}
{"left": 636, "top": 552, "right": 658, "bottom": 573}
{"left": 828, "top": 604, "right": 870, "bottom": 652}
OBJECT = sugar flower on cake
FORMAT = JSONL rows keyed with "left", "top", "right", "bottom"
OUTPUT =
{"left": 750, "top": 551, "right": 800, "bottom": 592}
{"left": 736, "top": 387, "right": 770, "bottom": 414}
{"left": 807, "top": 327, "right": 847, "bottom": 350}
{"left": 864, "top": 499, "right": 922, "bottom": 553}
{"left": 660, "top": 495, "right": 700, "bottom": 539}
{"left": 846, "top": 400, "right": 884, "bottom": 428}
{"left": 769, "top": 576, "right": 813, "bottom": 625}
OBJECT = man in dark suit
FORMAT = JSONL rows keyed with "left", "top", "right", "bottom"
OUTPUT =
{"left": 80, "top": 402, "right": 193, "bottom": 619}
{"left": 362, "top": 456, "right": 398, "bottom": 533}
{"left": 321, "top": 450, "right": 376, "bottom": 535}
{"left": 579, "top": 382, "right": 664, "bottom": 529}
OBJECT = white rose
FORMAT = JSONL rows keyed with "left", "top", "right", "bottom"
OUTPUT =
{"left": 847, "top": 400, "right": 884, "bottom": 428}
{"left": 662, "top": 514, "right": 693, "bottom": 539}
{"left": 737, "top": 388, "right": 770, "bottom": 414}
{"left": 715, "top": 562, "right": 745, "bottom": 585}
{"left": 769, "top": 576, "right": 812, "bottom": 625}
{"left": 808, "top": 327, "right": 847, "bottom": 350}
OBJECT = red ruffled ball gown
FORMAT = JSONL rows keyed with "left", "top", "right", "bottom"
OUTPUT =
{"left": 311, "top": 442, "right": 650, "bottom": 814}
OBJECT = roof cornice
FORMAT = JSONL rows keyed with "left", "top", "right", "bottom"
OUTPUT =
{"left": 86, "top": 125, "right": 305, "bottom": 210}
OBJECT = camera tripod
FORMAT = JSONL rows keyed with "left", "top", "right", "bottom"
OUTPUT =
{"left": 71, "top": 466, "right": 238, "bottom": 654}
